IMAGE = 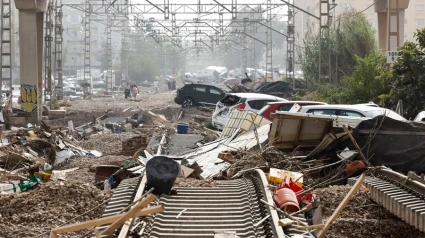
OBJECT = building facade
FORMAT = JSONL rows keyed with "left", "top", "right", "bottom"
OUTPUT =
{"left": 295, "top": 0, "right": 422, "bottom": 45}
{"left": 62, "top": 1, "right": 122, "bottom": 78}
{"left": 9, "top": 0, "right": 123, "bottom": 81}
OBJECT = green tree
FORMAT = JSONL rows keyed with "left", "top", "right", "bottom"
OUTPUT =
{"left": 127, "top": 55, "right": 159, "bottom": 83}
{"left": 300, "top": 10, "right": 377, "bottom": 86}
{"left": 124, "top": 33, "right": 161, "bottom": 83}
{"left": 378, "top": 28, "right": 425, "bottom": 119}
{"left": 316, "top": 51, "right": 388, "bottom": 104}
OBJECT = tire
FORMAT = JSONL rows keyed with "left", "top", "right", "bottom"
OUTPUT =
{"left": 182, "top": 97, "right": 194, "bottom": 108}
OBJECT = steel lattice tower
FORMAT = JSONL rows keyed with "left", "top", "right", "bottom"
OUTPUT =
{"left": 44, "top": 0, "right": 54, "bottom": 105}
{"left": 286, "top": 0, "right": 295, "bottom": 89}
{"left": 1, "top": 0, "right": 12, "bottom": 99}
{"left": 265, "top": 0, "right": 273, "bottom": 80}
{"left": 106, "top": 14, "right": 112, "bottom": 92}
{"left": 83, "top": 0, "right": 91, "bottom": 98}
{"left": 54, "top": 0, "right": 63, "bottom": 100}
{"left": 319, "top": 0, "right": 331, "bottom": 84}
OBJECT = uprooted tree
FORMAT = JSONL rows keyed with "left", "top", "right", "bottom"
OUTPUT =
{"left": 378, "top": 28, "right": 425, "bottom": 119}
{"left": 300, "top": 10, "right": 377, "bottom": 86}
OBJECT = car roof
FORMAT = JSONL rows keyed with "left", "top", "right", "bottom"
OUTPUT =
{"left": 301, "top": 104, "right": 387, "bottom": 112}
{"left": 183, "top": 83, "right": 220, "bottom": 88}
{"left": 227, "top": 93, "right": 286, "bottom": 100}
{"left": 267, "top": 101, "right": 325, "bottom": 105}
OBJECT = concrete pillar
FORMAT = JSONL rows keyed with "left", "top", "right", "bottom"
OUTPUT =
{"left": 37, "top": 12, "right": 44, "bottom": 120}
{"left": 375, "top": 0, "right": 410, "bottom": 51}
{"left": 14, "top": 0, "right": 47, "bottom": 120}
{"left": 18, "top": 10, "right": 38, "bottom": 113}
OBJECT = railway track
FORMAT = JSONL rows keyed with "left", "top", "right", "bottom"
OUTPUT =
{"left": 96, "top": 177, "right": 142, "bottom": 237}
{"left": 99, "top": 170, "right": 317, "bottom": 237}
{"left": 349, "top": 169, "right": 425, "bottom": 233}
{"left": 144, "top": 169, "right": 284, "bottom": 238}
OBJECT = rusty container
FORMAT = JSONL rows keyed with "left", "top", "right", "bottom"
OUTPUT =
{"left": 273, "top": 187, "right": 300, "bottom": 213}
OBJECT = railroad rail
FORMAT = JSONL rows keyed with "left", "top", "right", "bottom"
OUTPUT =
{"left": 100, "top": 170, "right": 317, "bottom": 237}
{"left": 96, "top": 177, "right": 142, "bottom": 237}
{"left": 350, "top": 169, "right": 425, "bottom": 233}
{"left": 144, "top": 169, "right": 284, "bottom": 237}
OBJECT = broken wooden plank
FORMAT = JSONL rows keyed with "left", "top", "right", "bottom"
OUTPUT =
{"left": 49, "top": 205, "right": 164, "bottom": 237}
{"left": 317, "top": 173, "right": 366, "bottom": 238}
{"left": 278, "top": 218, "right": 295, "bottom": 227}
{"left": 100, "top": 194, "right": 157, "bottom": 235}
{"left": 117, "top": 173, "right": 148, "bottom": 238}
{"left": 156, "top": 134, "right": 166, "bottom": 156}
{"left": 292, "top": 224, "right": 325, "bottom": 230}
{"left": 217, "top": 152, "right": 236, "bottom": 164}
{"left": 342, "top": 125, "right": 371, "bottom": 166}
{"left": 181, "top": 165, "right": 195, "bottom": 178}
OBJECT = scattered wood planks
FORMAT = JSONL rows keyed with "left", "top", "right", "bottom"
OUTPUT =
{"left": 49, "top": 192, "right": 164, "bottom": 238}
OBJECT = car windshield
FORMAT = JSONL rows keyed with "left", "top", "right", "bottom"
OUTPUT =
{"left": 367, "top": 109, "right": 407, "bottom": 121}
{"left": 219, "top": 95, "right": 241, "bottom": 106}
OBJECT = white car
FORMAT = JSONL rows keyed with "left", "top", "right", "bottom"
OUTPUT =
{"left": 414, "top": 111, "right": 425, "bottom": 122}
{"left": 300, "top": 104, "right": 407, "bottom": 121}
{"left": 212, "top": 93, "right": 287, "bottom": 130}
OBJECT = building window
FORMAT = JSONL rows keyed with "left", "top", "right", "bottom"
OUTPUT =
{"left": 405, "top": 19, "right": 408, "bottom": 25}
{"left": 368, "top": 19, "right": 376, "bottom": 28}
{"left": 404, "top": 34, "right": 408, "bottom": 39}
{"left": 416, "top": 19, "right": 425, "bottom": 26}
{"left": 416, "top": 5, "right": 424, "bottom": 11}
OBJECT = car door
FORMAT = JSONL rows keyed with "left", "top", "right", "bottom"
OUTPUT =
{"left": 192, "top": 85, "right": 208, "bottom": 104}
{"left": 208, "top": 86, "right": 225, "bottom": 104}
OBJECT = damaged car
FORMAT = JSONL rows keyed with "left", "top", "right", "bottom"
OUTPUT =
{"left": 212, "top": 93, "right": 286, "bottom": 130}
{"left": 174, "top": 84, "right": 226, "bottom": 107}
{"left": 300, "top": 104, "right": 407, "bottom": 121}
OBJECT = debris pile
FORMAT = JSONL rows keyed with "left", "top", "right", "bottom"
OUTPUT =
{"left": 1, "top": 93, "right": 425, "bottom": 238}
{"left": 173, "top": 109, "right": 425, "bottom": 237}
{"left": 0, "top": 124, "right": 101, "bottom": 175}
{"left": 316, "top": 186, "right": 425, "bottom": 238}
{"left": 173, "top": 177, "right": 217, "bottom": 187}
{"left": 0, "top": 181, "right": 111, "bottom": 238}
{"left": 313, "top": 185, "right": 393, "bottom": 219}
{"left": 78, "top": 133, "right": 140, "bottom": 155}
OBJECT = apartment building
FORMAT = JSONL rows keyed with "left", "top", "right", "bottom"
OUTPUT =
{"left": 295, "top": 0, "right": 423, "bottom": 44}
{"left": 329, "top": 0, "right": 419, "bottom": 43}
{"left": 8, "top": 0, "right": 123, "bottom": 80}
{"left": 62, "top": 1, "right": 122, "bottom": 78}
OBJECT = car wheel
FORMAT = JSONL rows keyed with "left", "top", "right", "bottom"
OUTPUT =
{"left": 182, "top": 97, "right": 194, "bottom": 108}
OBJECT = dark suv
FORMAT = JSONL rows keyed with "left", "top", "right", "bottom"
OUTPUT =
{"left": 174, "top": 84, "right": 226, "bottom": 107}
